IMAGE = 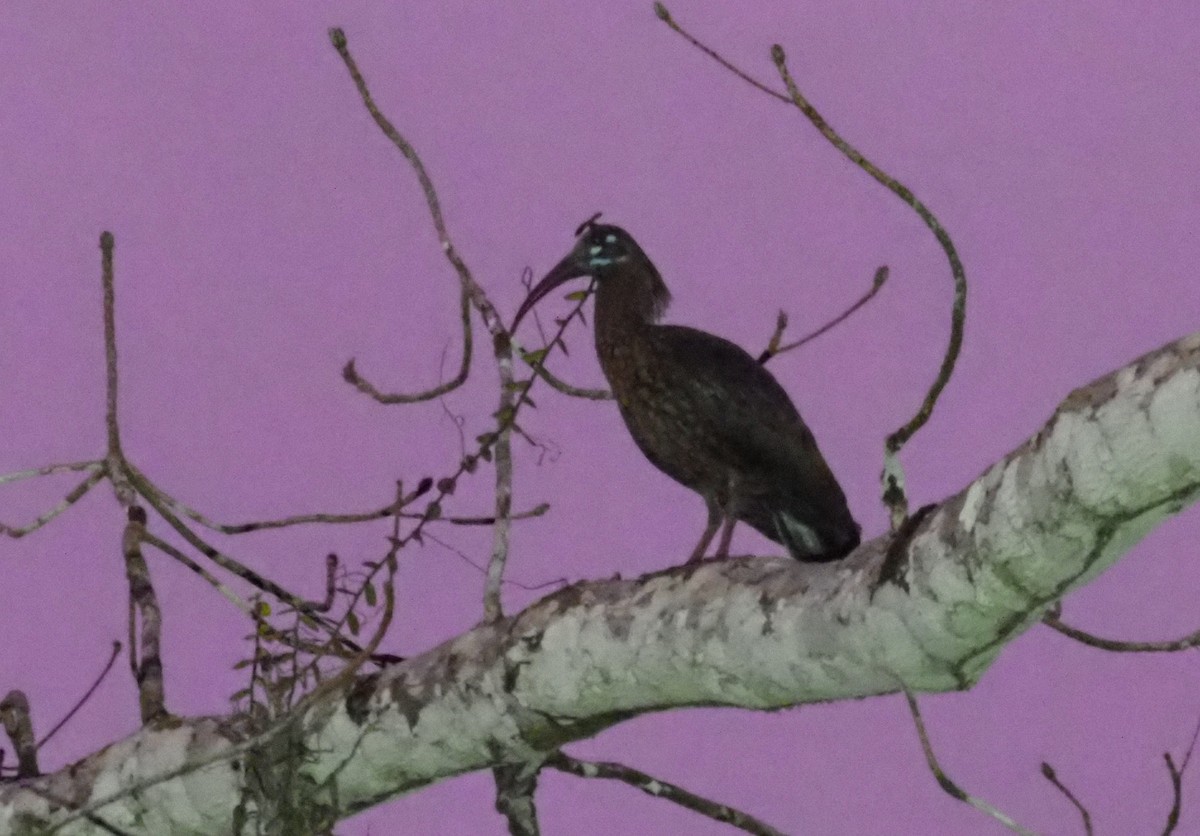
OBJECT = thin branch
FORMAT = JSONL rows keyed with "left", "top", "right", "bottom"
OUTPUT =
{"left": 548, "top": 752, "right": 786, "bottom": 836}
{"left": 653, "top": 3, "right": 789, "bottom": 102}
{"left": 0, "top": 691, "right": 39, "bottom": 778}
{"left": 1040, "top": 762, "right": 1092, "bottom": 836}
{"left": 99, "top": 232, "right": 135, "bottom": 507}
{"left": 343, "top": 286, "right": 473, "bottom": 403}
{"left": 904, "top": 692, "right": 1034, "bottom": 836}
{"left": 328, "top": 28, "right": 505, "bottom": 337}
{"left": 129, "top": 468, "right": 336, "bottom": 623}
{"left": 1164, "top": 753, "right": 1183, "bottom": 835}
{"left": 122, "top": 507, "right": 167, "bottom": 723}
{"left": 1, "top": 467, "right": 106, "bottom": 538}
{"left": 525, "top": 359, "right": 611, "bottom": 400}
{"left": 0, "top": 459, "right": 102, "bottom": 486}
{"left": 36, "top": 641, "right": 123, "bottom": 751}
{"left": 758, "top": 265, "right": 888, "bottom": 364}
{"left": 140, "top": 531, "right": 256, "bottom": 617}
{"left": 161, "top": 491, "right": 404, "bottom": 534}
{"left": 1044, "top": 613, "right": 1200, "bottom": 652}
{"left": 1163, "top": 716, "right": 1200, "bottom": 835}
{"left": 415, "top": 501, "right": 550, "bottom": 526}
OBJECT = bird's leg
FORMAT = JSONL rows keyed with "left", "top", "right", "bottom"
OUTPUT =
{"left": 687, "top": 498, "right": 722, "bottom": 563}
{"left": 714, "top": 514, "right": 737, "bottom": 559}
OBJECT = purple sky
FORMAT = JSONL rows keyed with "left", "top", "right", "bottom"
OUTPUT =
{"left": 2, "top": 3, "right": 1199, "bottom": 833}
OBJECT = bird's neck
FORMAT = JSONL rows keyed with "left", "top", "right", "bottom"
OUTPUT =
{"left": 593, "top": 263, "right": 670, "bottom": 350}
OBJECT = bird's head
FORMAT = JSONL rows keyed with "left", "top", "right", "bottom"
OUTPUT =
{"left": 511, "top": 214, "right": 671, "bottom": 333}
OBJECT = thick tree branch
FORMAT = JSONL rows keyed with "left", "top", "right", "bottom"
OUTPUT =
{"left": 3, "top": 330, "right": 1198, "bottom": 833}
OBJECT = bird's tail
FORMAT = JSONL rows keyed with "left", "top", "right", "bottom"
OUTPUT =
{"left": 773, "top": 509, "right": 861, "bottom": 562}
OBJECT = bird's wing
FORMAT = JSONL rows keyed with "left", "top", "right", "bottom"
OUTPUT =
{"left": 649, "top": 323, "right": 851, "bottom": 515}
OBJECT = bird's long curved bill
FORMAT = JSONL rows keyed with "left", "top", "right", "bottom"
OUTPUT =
{"left": 510, "top": 250, "right": 587, "bottom": 333}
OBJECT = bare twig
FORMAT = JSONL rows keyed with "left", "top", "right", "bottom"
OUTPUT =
{"left": 419, "top": 502, "right": 551, "bottom": 527}
{"left": 1044, "top": 612, "right": 1200, "bottom": 652}
{"left": 166, "top": 495, "right": 402, "bottom": 534}
{"left": 548, "top": 751, "right": 786, "bottom": 836}
{"left": 99, "top": 232, "right": 135, "bottom": 507}
{"left": 1040, "top": 762, "right": 1092, "bottom": 836}
{"left": 1164, "top": 753, "right": 1183, "bottom": 835}
{"left": 343, "top": 286, "right": 474, "bottom": 403}
{"left": 758, "top": 265, "right": 889, "bottom": 364}
{"left": 1163, "top": 716, "right": 1200, "bottom": 835}
{"left": 1, "top": 467, "right": 106, "bottom": 538}
{"left": 522, "top": 353, "right": 611, "bottom": 400}
{"left": 904, "top": 692, "right": 1034, "bottom": 835}
{"left": 0, "top": 459, "right": 102, "bottom": 486}
{"left": 130, "top": 468, "right": 342, "bottom": 625}
{"left": 140, "top": 531, "right": 256, "bottom": 616}
{"left": 36, "top": 641, "right": 123, "bottom": 752}
{"left": 653, "top": 3, "right": 788, "bottom": 102}
{"left": 122, "top": 507, "right": 167, "bottom": 723}
{"left": 0, "top": 691, "right": 39, "bottom": 778}
{"left": 328, "top": 28, "right": 505, "bottom": 337}
{"left": 314, "top": 553, "right": 339, "bottom": 612}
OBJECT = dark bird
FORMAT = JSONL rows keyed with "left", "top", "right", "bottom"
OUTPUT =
{"left": 512, "top": 218, "right": 860, "bottom": 563}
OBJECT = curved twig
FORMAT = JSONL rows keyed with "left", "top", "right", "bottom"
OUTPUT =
{"left": 1, "top": 467, "right": 106, "bottom": 538}
{"left": 527, "top": 360, "right": 611, "bottom": 401}
{"left": 329, "top": 28, "right": 505, "bottom": 337}
{"left": 1040, "top": 763, "right": 1092, "bottom": 836}
{"left": 343, "top": 287, "right": 473, "bottom": 403}
{"left": 759, "top": 265, "right": 889, "bottom": 364}
{"left": 905, "top": 692, "right": 1034, "bottom": 835}
{"left": 36, "top": 642, "right": 122, "bottom": 751}
{"left": 1044, "top": 613, "right": 1200, "bottom": 653}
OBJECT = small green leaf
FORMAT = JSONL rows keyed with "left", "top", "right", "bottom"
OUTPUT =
{"left": 521, "top": 348, "right": 549, "bottom": 365}
{"left": 564, "top": 290, "right": 589, "bottom": 302}
{"left": 347, "top": 611, "right": 361, "bottom": 636}
{"left": 233, "top": 658, "right": 255, "bottom": 670}
{"left": 230, "top": 687, "right": 253, "bottom": 702}
{"left": 364, "top": 582, "right": 377, "bottom": 607}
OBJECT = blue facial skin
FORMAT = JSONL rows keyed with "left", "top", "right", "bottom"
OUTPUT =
{"left": 587, "top": 235, "right": 623, "bottom": 268}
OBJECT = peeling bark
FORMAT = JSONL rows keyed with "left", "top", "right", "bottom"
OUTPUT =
{"left": 3, "top": 330, "right": 1198, "bottom": 834}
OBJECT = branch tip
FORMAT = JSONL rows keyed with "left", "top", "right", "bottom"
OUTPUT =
{"left": 329, "top": 27, "right": 347, "bottom": 49}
